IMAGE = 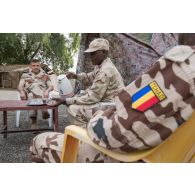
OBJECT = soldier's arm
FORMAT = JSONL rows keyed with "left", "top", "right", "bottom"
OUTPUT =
{"left": 43, "top": 79, "right": 54, "bottom": 98}
{"left": 48, "top": 74, "right": 58, "bottom": 92}
{"left": 77, "top": 71, "right": 95, "bottom": 86}
{"left": 66, "top": 71, "right": 109, "bottom": 105}
{"left": 18, "top": 70, "right": 31, "bottom": 92}
{"left": 18, "top": 78, "right": 25, "bottom": 92}
{"left": 66, "top": 70, "right": 95, "bottom": 86}
{"left": 46, "top": 79, "right": 54, "bottom": 93}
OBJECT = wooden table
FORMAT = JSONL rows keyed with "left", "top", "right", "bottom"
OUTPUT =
{"left": 0, "top": 100, "right": 59, "bottom": 138}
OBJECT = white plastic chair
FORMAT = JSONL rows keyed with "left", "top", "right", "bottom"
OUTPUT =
{"left": 16, "top": 92, "right": 29, "bottom": 128}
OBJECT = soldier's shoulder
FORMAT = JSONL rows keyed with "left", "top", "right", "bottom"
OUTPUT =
{"left": 21, "top": 69, "right": 32, "bottom": 77}
{"left": 22, "top": 68, "right": 30, "bottom": 74}
{"left": 41, "top": 64, "right": 54, "bottom": 75}
{"left": 20, "top": 72, "right": 29, "bottom": 79}
{"left": 164, "top": 45, "right": 194, "bottom": 62}
{"left": 101, "top": 62, "right": 118, "bottom": 76}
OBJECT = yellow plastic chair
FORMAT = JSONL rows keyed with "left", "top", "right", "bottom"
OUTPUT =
{"left": 61, "top": 112, "right": 195, "bottom": 163}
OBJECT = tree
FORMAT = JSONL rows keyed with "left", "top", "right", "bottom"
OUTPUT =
{"left": 0, "top": 33, "right": 80, "bottom": 74}
{"left": 76, "top": 33, "right": 178, "bottom": 88}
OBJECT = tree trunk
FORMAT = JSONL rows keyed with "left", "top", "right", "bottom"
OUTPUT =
{"left": 75, "top": 33, "right": 100, "bottom": 92}
{"left": 76, "top": 33, "right": 178, "bottom": 90}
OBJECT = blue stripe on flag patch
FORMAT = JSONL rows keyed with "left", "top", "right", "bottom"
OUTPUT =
{"left": 132, "top": 85, "right": 152, "bottom": 102}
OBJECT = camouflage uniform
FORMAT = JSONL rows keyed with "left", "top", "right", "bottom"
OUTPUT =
{"left": 66, "top": 57, "right": 124, "bottom": 127}
{"left": 87, "top": 45, "right": 195, "bottom": 152}
{"left": 30, "top": 131, "right": 118, "bottom": 163}
{"left": 41, "top": 64, "right": 54, "bottom": 76}
{"left": 20, "top": 68, "right": 52, "bottom": 117}
{"left": 30, "top": 45, "right": 195, "bottom": 162}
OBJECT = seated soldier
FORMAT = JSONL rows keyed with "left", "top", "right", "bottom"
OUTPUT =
{"left": 18, "top": 59, "right": 53, "bottom": 129}
{"left": 30, "top": 33, "right": 195, "bottom": 163}
{"left": 63, "top": 38, "right": 125, "bottom": 128}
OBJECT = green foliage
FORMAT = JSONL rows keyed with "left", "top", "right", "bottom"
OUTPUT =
{"left": 0, "top": 33, "right": 80, "bottom": 73}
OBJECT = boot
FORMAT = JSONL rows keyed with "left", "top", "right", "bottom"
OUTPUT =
{"left": 30, "top": 117, "right": 37, "bottom": 129}
{"left": 42, "top": 110, "right": 50, "bottom": 119}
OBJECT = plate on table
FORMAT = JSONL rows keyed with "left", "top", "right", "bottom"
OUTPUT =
{"left": 27, "top": 99, "right": 47, "bottom": 106}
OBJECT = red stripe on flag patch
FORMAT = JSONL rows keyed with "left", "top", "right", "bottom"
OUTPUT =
{"left": 136, "top": 96, "right": 159, "bottom": 112}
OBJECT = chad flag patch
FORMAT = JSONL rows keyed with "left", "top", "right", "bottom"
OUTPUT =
{"left": 132, "top": 81, "right": 166, "bottom": 112}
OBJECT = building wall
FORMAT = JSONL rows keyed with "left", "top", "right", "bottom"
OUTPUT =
{"left": 0, "top": 65, "right": 30, "bottom": 89}
{"left": 0, "top": 72, "right": 20, "bottom": 89}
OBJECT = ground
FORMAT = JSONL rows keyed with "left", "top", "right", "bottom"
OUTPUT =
{"left": 0, "top": 89, "right": 70, "bottom": 163}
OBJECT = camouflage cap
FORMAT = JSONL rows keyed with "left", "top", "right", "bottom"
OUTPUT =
{"left": 84, "top": 38, "right": 109, "bottom": 53}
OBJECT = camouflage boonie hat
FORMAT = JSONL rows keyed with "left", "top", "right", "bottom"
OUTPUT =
{"left": 85, "top": 38, "right": 109, "bottom": 53}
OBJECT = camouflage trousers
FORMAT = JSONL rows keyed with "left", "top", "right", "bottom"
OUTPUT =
{"left": 30, "top": 102, "right": 118, "bottom": 163}
{"left": 66, "top": 102, "right": 116, "bottom": 128}
{"left": 30, "top": 132, "right": 118, "bottom": 163}
{"left": 27, "top": 92, "right": 49, "bottom": 119}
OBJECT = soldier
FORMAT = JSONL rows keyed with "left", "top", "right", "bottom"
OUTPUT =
{"left": 63, "top": 38, "right": 125, "bottom": 128}
{"left": 18, "top": 59, "right": 53, "bottom": 129}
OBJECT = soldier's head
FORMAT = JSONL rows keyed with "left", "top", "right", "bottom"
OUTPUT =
{"left": 84, "top": 38, "right": 109, "bottom": 65}
{"left": 178, "top": 33, "right": 195, "bottom": 46}
{"left": 30, "top": 59, "right": 41, "bottom": 74}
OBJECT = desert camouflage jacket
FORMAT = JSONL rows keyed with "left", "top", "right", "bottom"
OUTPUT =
{"left": 87, "top": 45, "right": 195, "bottom": 152}
{"left": 20, "top": 69, "right": 52, "bottom": 96}
{"left": 66, "top": 58, "right": 124, "bottom": 105}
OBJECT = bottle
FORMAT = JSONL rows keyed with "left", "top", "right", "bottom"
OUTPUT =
{"left": 57, "top": 74, "right": 74, "bottom": 98}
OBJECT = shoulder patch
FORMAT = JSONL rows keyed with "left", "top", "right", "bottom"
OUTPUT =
{"left": 41, "top": 65, "right": 54, "bottom": 75}
{"left": 132, "top": 81, "right": 166, "bottom": 112}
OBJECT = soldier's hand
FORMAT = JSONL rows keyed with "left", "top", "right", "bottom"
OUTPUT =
{"left": 43, "top": 90, "right": 49, "bottom": 98}
{"left": 47, "top": 97, "right": 66, "bottom": 106}
{"left": 65, "top": 72, "right": 77, "bottom": 80}
{"left": 20, "top": 91, "right": 27, "bottom": 100}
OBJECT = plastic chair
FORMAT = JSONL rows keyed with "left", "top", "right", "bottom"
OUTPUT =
{"left": 61, "top": 112, "right": 195, "bottom": 163}
{"left": 16, "top": 92, "right": 29, "bottom": 128}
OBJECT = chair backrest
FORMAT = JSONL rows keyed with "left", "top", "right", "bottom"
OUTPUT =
{"left": 61, "top": 112, "right": 195, "bottom": 163}
{"left": 143, "top": 112, "right": 195, "bottom": 162}
{"left": 57, "top": 75, "right": 74, "bottom": 98}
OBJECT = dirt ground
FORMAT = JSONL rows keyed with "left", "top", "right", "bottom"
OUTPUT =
{"left": 0, "top": 89, "right": 70, "bottom": 163}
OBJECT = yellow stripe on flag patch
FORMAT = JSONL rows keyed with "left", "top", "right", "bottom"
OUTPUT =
{"left": 132, "top": 90, "right": 155, "bottom": 109}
